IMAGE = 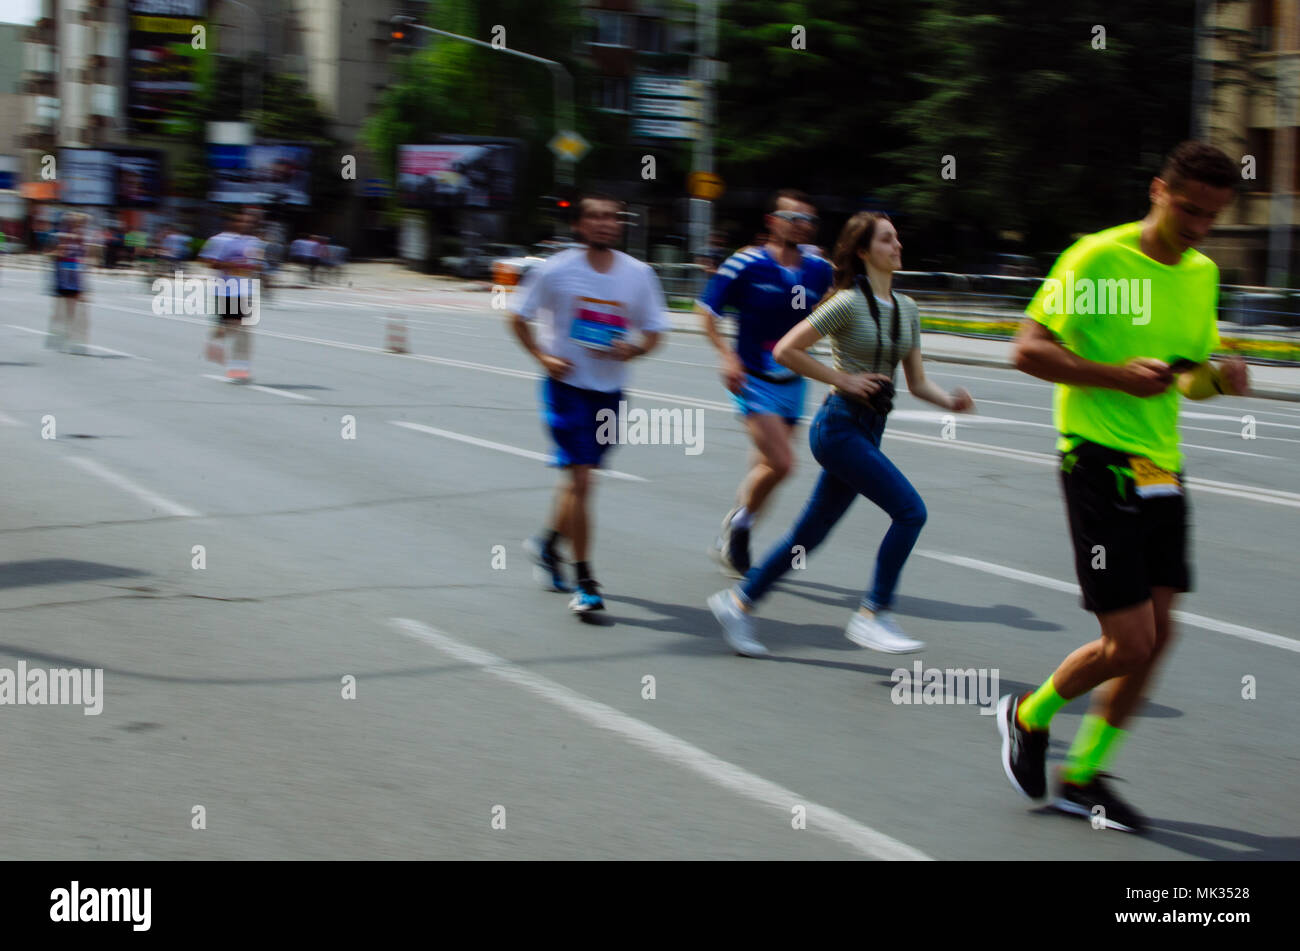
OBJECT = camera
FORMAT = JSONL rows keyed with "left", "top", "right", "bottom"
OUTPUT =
{"left": 868, "top": 379, "right": 896, "bottom": 416}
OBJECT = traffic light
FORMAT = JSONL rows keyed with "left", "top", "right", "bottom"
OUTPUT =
{"left": 389, "top": 14, "right": 415, "bottom": 50}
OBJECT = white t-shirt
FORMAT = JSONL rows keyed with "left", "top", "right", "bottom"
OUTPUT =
{"left": 200, "top": 232, "right": 263, "bottom": 296}
{"left": 514, "top": 248, "right": 671, "bottom": 393}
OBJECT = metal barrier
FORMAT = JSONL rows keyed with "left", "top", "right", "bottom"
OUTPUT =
{"left": 650, "top": 262, "right": 709, "bottom": 302}
{"left": 649, "top": 263, "right": 1300, "bottom": 335}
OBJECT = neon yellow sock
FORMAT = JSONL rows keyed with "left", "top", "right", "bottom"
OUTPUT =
{"left": 1017, "top": 676, "right": 1067, "bottom": 731}
{"left": 1061, "top": 714, "right": 1126, "bottom": 784}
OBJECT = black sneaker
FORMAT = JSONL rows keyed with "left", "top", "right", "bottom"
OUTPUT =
{"left": 524, "top": 536, "right": 572, "bottom": 592}
{"left": 1053, "top": 773, "right": 1148, "bottom": 834}
{"left": 997, "top": 693, "right": 1049, "bottom": 800}
{"left": 725, "top": 516, "right": 751, "bottom": 576}
{"left": 569, "top": 578, "right": 605, "bottom": 614}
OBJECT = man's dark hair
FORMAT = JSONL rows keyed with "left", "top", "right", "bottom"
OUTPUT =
{"left": 574, "top": 192, "right": 624, "bottom": 222}
{"left": 767, "top": 188, "right": 814, "bottom": 215}
{"left": 1161, "top": 141, "right": 1237, "bottom": 192}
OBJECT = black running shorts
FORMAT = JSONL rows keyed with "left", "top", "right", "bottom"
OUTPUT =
{"left": 1058, "top": 440, "right": 1191, "bottom": 614}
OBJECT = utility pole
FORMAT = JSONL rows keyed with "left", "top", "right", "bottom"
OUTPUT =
{"left": 689, "top": 0, "right": 718, "bottom": 257}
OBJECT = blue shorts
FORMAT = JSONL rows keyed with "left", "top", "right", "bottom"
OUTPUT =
{"left": 730, "top": 373, "right": 806, "bottom": 425}
{"left": 540, "top": 377, "right": 622, "bottom": 468}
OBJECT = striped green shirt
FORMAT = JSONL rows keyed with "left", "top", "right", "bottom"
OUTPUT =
{"left": 806, "top": 285, "right": 921, "bottom": 385}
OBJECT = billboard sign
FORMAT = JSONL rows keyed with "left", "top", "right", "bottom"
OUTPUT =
{"left": 207, "top": 145, "right": 311, "bottom": 205}
{"left": 397, "top": 143, "right": 519, "bottom": 210}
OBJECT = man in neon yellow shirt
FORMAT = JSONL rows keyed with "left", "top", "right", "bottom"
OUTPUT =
{"left": 997, "top": 142, "right": 1250, "bottom": 832}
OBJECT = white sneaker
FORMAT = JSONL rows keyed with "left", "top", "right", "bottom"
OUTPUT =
{"left": 708, "top": 590, "right": 768, "bottom": 657}
{"left": 845, "top": 610, "right": 925, "bottom": 653}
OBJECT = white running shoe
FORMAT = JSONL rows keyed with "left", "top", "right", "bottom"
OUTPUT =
{"left": 845, "top": 609, "right": 925, "bottom": 653}
{"left": 707, "top": 590, "right": 768, "bottom": 657}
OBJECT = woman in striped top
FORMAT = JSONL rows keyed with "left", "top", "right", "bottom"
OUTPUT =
{"left": 709, "top": 211, "right": 975, "bottom": 657}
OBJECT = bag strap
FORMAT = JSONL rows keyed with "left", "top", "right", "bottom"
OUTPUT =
{"left": 859, "top": 277, "right": 901, "bottom": 376}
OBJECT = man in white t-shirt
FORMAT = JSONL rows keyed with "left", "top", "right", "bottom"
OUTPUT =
{"left": 200, "top": 208, "right": 263, "bottom": 382}
{"left": 509, "top": 194, "right": 671, "bottom": 614}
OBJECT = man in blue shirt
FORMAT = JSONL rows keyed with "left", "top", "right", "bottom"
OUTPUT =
{"left": 697, "top": 189, "right": 834, "bottom": 575}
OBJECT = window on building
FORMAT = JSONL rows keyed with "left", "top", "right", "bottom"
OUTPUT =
{"left": 638, "top": 17, "right": 665, "bottom": 53}
{"left": 1244, "top": 127, "right": 1300, "bottom": 192}
{"left": 1251, "top": 0, "right": 1275, "bottom": 52}
{"left": 594, "top": 76, "right": 628, "bottom": 112}
{"left": 592, "top": 11, "right": 627, "bottom": 48}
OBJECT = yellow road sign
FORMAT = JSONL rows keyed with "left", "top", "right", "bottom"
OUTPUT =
{"left": 688, "top": 171, "right": 725, "bottom": 200}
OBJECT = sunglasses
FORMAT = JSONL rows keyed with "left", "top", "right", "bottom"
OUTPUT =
{"left": 771, "top": 210, "right": 818, "bottom": 224}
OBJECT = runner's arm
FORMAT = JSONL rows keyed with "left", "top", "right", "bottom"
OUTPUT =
{"left": 773, "top": 318, "right": 843, "bottom": 388}
{"left": 508, "top": 310, "right": 571, "bottom": 378}
{"left": 1013, "top": 317, "right": 1171, "bottom": 397}
{"left": 900, "top": 346, "right": 973, "bottom": 411}
{"left": 695, "top": 302, "right": 732, "bottom": 358}
{"left": 1177, "top": 356, "right": 1250, "bottom": 399}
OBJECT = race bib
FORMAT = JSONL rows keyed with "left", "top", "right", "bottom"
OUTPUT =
{"left": 570, "top": 297, "right": 628, "bottom": 351}
{"left": 1128, "top": 455, "right": 1182, "bottom": 498}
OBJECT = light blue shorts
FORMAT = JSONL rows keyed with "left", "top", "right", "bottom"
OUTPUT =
{"left": 730, "top": 373, "right": 806, "bottom": 425}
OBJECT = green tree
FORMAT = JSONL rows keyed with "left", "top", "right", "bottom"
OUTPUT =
{"left": 363, "top": 0, "right": 590, "bottom": 268}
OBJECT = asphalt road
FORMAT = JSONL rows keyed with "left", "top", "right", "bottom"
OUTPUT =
{"left": 1, "top": 265, "right": 1296, "bottom": 860}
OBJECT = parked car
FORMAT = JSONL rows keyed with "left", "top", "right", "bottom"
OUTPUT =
{"left": 441, "top": 243, "right": 529, "bottom": 279}
{"left": 491, "top": 240, "right": 582, "bottom": 287}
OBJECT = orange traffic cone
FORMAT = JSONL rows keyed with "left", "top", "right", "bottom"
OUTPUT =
{"left": 385, "top": 316, "right": 408, "bottom": 354}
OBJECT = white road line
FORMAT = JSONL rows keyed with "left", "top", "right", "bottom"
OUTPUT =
{"left": 1180, "top": 442, "right": 1277, "bottom": 459}
{"left": 201, "top": 374, "right": 317, "bottom": 400}
{"left": 65, "top": 456, "right": 201, "bottom": 518}
{"left": 882, "top": 429, "right": 1300, "bottom": 508}
{"left": 389, "top": 617, "right": 931, "bottom": 860}
{"left": 914, "top": 549, "right": 1300, "bottom": 654}
{"left": 4, "top": 324, "right": 148, "bottom": 359}
{"left": 389, "top": 421, "right": 649, "bottom": 482}
{"left": 87, "top": 304, "right": 1300, "bottom": 508}
{"left": 961, "top": 399, "right": 1300, "bottom": 446}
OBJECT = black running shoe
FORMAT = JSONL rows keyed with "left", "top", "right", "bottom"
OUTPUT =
{"left": 726, "top": 519, "right": 751, "bottom": 576}
{"left": 997, "top": 693, "right": 1049, "bottom": 800}
{"left": 1053, "top": 773, "right": 1148, "bottom": 833}
{"left": 524, "top": 536, "right": 572, "bottom": 592}
{"left": 569, "top": 578, "right": 605, "bottom": 614}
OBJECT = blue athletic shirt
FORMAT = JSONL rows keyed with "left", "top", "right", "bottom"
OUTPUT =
{"left": 698, "top": 246, "right": 834, "bottom": 381}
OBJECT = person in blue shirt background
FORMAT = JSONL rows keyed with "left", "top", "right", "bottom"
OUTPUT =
{"left": 696, "top": 189, "right": 833, "bottom": 576}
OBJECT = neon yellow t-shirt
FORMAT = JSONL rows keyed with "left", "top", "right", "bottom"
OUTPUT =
{"left": 1026, "top": 221, "right": 1220, "bottom": 472}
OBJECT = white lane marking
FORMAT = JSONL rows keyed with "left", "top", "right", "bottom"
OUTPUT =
{"left": 1179, "top": 442, "right": 1277, "bottom": 459}
{"left": 201, "top": 373, "right": 317, "bottom": 400}
{"left": 882, "top": 429, "right": 1300, "bottom": 508}
{"left": 87, "top": 303, "right": 1300, "bottom": 508}
{"left": 5, "top": 324, "right": 149, "bottom": 360}
{"left": 964, "top": 399, "right": 1300, "bottom": 446}
{"left": 914, "top": 549, "right": 1300, "bottom": 654}
{"left": 1184, "top": 410, "right": 1300, "bottom": 431}
{"left": 65, "top": 456, "right": 201, "bottom": 518}
{"left": 924, "top": 368, "right": 1053, "bottom": 389}
{"left": 389, "top": 421, "right": 649, "bottom": 482}
{"left": 389, "top": 617, "right": 931, "bottom": 860}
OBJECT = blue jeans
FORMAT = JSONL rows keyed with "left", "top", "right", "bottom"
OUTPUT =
{"left": 738, "top": 393, "right": 927, "bottom": 612}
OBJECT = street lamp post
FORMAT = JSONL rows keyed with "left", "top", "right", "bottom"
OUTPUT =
{"left": 223, "top": 0, "right": 265, "bottom": 128}
{"left": 390, "top": 15, "right": 576, "bottom": 190}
